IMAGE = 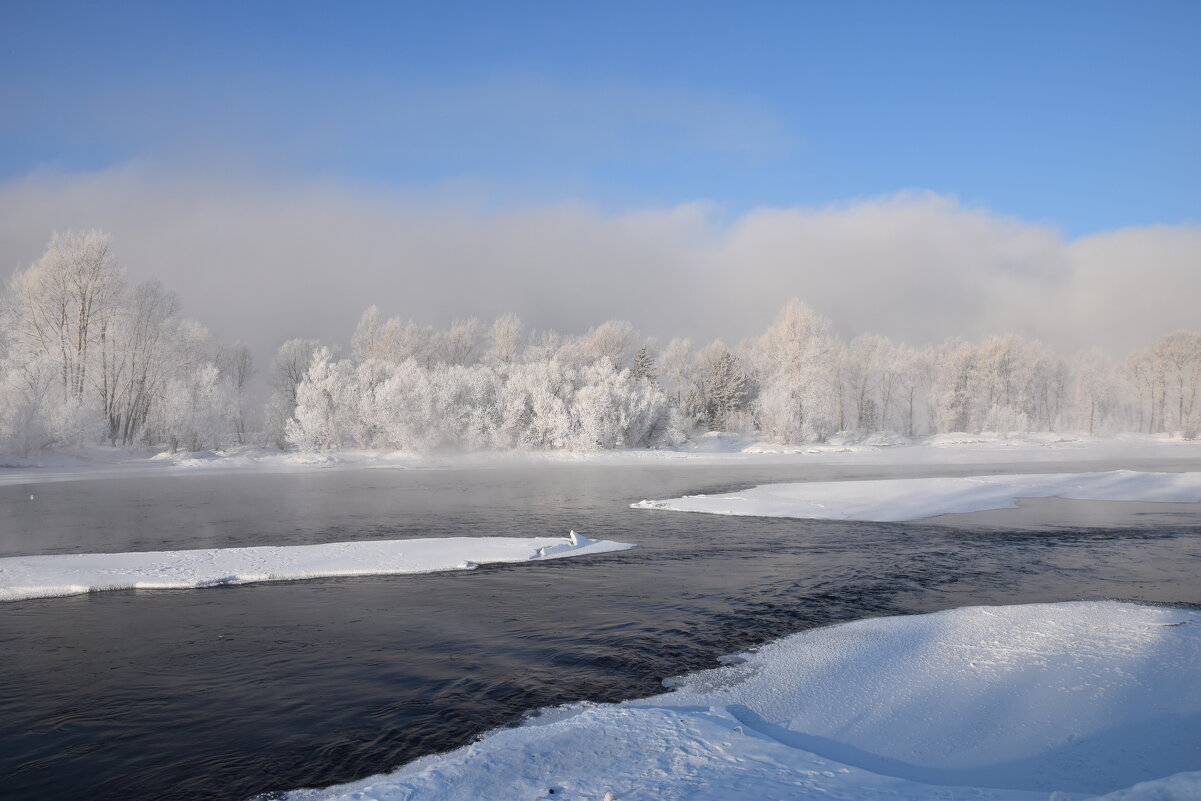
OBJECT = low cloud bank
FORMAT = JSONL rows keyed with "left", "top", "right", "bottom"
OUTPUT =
{"left": 1, "top": 165, "right": 1197, "bottom": 363}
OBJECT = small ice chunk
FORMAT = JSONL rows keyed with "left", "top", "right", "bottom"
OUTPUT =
{"left": 567, "top": 530, "right": 599, "bottom": 548}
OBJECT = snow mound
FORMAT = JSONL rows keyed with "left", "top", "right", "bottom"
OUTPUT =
{"left": 632, "top": 470, "right": 1201, "bottom": 522}
{"left": 279, "top": 602, "right": 1201, "bottom": 800}
{"left": 0, "top": 533, "right": 634, "bottom": 602}
{"left": 1087, "top": 772, "right": 1201, "bottom": 801}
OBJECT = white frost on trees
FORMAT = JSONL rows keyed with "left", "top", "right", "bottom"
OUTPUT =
{"left": 285, "top": 355, "right": 682, "bottom": 453}
{"left": 745, "top": 299, "right": 839, "bottom": 443}
{"left": 0, "top": 232, "right": 249, "bottom": 454}
{"left": 5, "top": 237, "right": 1201, "bottom": 456}
{"left": 284, "top": 300, "right": 1201, "bottom": 451}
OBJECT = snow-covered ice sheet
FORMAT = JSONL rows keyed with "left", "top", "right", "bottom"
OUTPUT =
{"left": 280, "top": 601, "right": 1201, "bottom": 801}
{"left": 0, "top": 531, "right": 632, "bottom": 602}
{"left": 633, "top": 469, "right": 1201, "bottom": 522}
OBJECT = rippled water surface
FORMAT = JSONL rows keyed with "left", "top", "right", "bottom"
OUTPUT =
{"left": 2, "top": 460, "right": 1200, "bottom": 800}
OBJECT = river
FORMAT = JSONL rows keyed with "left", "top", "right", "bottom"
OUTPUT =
{"left": 1, "top": 460, "right": 1198, "bottom": 800}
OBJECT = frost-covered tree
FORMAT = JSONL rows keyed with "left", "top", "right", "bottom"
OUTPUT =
{"left": 690, "top": 342, "right": 753, "bottom": 432}
{"left": 153, "top": 363, "right": 236, "bottom": 452}
{"left": 1126, "top": 350, "right": 1159, "bottom": 433}
{"left": 285, "top": 348, "right": 361, "bottom": 450}
{"left": 1074, "top": 349, "right": 1120, "bottom": 434}
{"left": 5, "top": 230, "right": 124, "bottom": 403}
{"left": 435, "top": 318, "right": 482, "bottom": 366}
{"left": 1152, "top": 331, "right": 1201, "bottom": 435}
{"left": 973, "top": 336, "right": 1063, "bottom": 432}
{"left": 265, "top": 338, "right": 322, "bottom": 448}
{"left": 499, "top": 359, "right": 574, "bottom": 448}
{"left": 921, "top": 336, "right": 1070, "bottom": 435}
{"left": 0, "top": 232, "right": 249, "bottom": 452}
{"left": 891, "top": 345, "right": 932, "bottom": 437}
{"left": 351, "top": 305, "right": 384, "bottom": 363}
{"left": 745, "top": 299, "right": 838, "bottom": 442}
{"left": 632, "top": 342, "right": 658, "bottom": 382}
{"left": 99, "top": 280, "right": 181, "bottom": 445}
{"left": 487, "top": 313, "right": 524, "bottom": 366}
{"left": 217, "top": 343, "right": 254, "bottom": 444}
{"left": 845, "top": 334, "right": 888, "bottom": 431}
{"left": 659, "top": 337, "right": 694, "bottom": 407}
{"left": 930, "top": 338, "right": 977, "bottom": 433}
{"left": 0, "top": 356, "right": 54, "bottom": 455}
{"left": 568, "top": 360, "right": 681, "bottom": 449}
{"left": 583, "top": 319, "right": 633, "bottom": 369}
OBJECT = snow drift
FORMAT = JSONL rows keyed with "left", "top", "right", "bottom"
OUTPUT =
{"left": 633, "top": 469, "right": 1201, "bottom": 522}
{"left": 279, "top": 601, "right": 1201, "bottom": 800}
{"left": 0, "top": 531, "right": 632, "bottom": 602}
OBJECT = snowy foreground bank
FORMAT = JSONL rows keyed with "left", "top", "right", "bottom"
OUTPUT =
{"left": 0, "top": 532, "right": 630, "bottom": 602}
{"left": 280, "top": 602, "right": 1200, "bottom": 801}
{"left": 634, "top": 470, "right": 1201, "bottom": 522}
{"left": 3, "top": 432, "right": 1201, "bottom": 487}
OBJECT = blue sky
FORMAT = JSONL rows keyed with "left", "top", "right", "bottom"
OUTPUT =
{"left": 3, "top": 0, "right": 1198, "bottom": 235}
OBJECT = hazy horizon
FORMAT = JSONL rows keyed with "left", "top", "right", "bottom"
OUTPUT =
{"left": 2, "top": 2, "right": 1198, "bottom": 367}
{"left": 3, "top": 169, "right": 1199, "bottom": 368}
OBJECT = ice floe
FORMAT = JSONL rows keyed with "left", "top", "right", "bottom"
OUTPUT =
{"left": 0, "top": 531, "right": 631, "bottom": 602}
{"left": 279, "top": 601, "right": 1201, "bottom": 800}
{"left": 632, "top": 469, "right": 1201, "bottom": 522}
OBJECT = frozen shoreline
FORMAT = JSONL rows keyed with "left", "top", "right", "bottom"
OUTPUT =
{"left": 0, "top": 531, "right": 632, "bottom": 602}
{"left": 3, "top": 431, "right": 1200, "bottom": 487}
{"left": 633, "top": 469, "right": 1201, "bottom": 522}
{"left": 279, "top": 601, "right": 1201, "bottom": 801}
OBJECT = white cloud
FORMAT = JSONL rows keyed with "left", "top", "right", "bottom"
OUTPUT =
{"left": 1, "top": 165, "right": 1196, "bottom": 365}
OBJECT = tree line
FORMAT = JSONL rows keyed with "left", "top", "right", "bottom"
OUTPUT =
{"left": 2, "top": 231, "right": 1199, "bottom": 455}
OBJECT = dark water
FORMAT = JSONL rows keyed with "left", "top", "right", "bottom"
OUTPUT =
{"left": 1, "top": 461, "right": 1200, "bottom": 801}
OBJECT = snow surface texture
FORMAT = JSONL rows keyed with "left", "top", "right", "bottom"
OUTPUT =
{"left": 280, "top": 602, "right": 1201, "bottom": 801}
{"left": 4, "top": 432, "right": 1201, "bottom": 487}
{"left": 0, "top": 531, "right": 631, "bottom": 602}
{"left": 633, "top": 470, "right": 1201, "bottom": 522}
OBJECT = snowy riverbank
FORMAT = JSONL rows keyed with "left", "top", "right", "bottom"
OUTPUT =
{"left": 3, "top": 431, "right": 1200, "bottom": 487}
{"left": 634, "top": 470, "right": 1201, "bottom": 522}
{"left": 278, "top": 601, "right": 1201, "bottom": 801}
{"left": 0, "top": 532, "right": 631, "bottom": 602}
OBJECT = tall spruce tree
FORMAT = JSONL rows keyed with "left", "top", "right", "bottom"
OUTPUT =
{"left": 632, "top": 344, "right": 657, "bottom": 382}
